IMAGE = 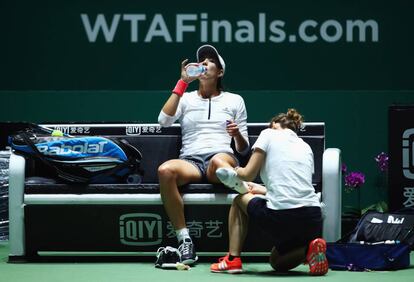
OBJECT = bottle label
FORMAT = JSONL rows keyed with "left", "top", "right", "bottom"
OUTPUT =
{"left": 186, "top": 63, "right": 204, "bottom": 77}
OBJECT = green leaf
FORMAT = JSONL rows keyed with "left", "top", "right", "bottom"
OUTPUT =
{"left": 360, "top": 201, "right": 389, "bottom": 215}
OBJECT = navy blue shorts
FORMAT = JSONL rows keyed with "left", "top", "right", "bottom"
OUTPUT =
{"left": 180, "top": 152, "right": 238, "bottom": 181}
{"left": 247, "top": 197, "right": 322, "bottom": 255}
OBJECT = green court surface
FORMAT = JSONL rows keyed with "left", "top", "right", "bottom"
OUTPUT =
{"left": 1, "top": 241, "right": 413, "bottom": 282}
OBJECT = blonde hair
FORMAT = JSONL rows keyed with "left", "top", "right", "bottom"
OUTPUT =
{"left": 269, "top": 108, "right": 303, "bottom": 131}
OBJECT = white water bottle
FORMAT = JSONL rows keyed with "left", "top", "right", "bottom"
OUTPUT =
{"left": 186, "top": 64, "right": 206, "bottom": 77}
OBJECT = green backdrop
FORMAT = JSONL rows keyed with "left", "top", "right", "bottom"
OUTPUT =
{"left": 1, "top": 0, "right": 414, "bottom": 213}
{"left": 1, "top": 0, "right": 414, "bottom": 90}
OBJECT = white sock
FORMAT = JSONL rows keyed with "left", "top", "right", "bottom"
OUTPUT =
{"left": 176, "top": 228, "right": 191, "bottom": 243}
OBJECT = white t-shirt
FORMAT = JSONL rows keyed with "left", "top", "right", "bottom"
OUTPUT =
{"left": 158, "top": 91, "right": 249, "bottom": 157}
{"left": 252, "top": 128, "right": 320, "bottom": 210}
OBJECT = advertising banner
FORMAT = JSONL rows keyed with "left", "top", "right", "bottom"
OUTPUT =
{"left": 2, "top": 0, "right": 413, "bottom": 90}
{"left": 25, "top": 204, "right": 273, "bottom": 254}
{"left": 389, "top": 105, "right": 414, "bottom": 211}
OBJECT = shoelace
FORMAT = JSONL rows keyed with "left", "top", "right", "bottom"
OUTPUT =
{"left": 156, "top": 247, "right": 166, "bottom": 258}
{"left": 178, "top": 241, "right": 191, "bottom": 256}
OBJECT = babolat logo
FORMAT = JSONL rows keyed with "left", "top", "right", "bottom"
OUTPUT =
{"left": 387, "top": 215, "right": 405, "bottom": 224}
{"left": 119, "top": 213, "right": 162, "bottom": 246}
{"left": 36, "top": 141, "right": 108, "bottom": 155}
{"left": 126, "top": 126, "right": 141, "bottom": 136}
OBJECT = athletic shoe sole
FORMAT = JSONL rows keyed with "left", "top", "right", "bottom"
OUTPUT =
{"left": 160, "top": 263, "right": 180, "bottom": 269}
{"left": 211, "top": 269, "right": 243, "bottom": 274}
{"left": 181, "top": 256, "right": 198, "bottom": 265}
{"left": 306, "top": 238, "right": 328, "bottom": 276}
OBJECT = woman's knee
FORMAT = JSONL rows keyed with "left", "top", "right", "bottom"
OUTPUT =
{"left": 209, "top": 155, "right": 227, "bottom": 170}
{"left": 270, "top": 256, "right": 292, "bottom": 272}
{"left": 233, "top": 194, "right": 243, "bottom": 205}
{"left": 269, "top": 247, "right": 290, "bottom": 271}
{"left": 269, "top": 247, "right": 305, "bottom": 272}
{"left": 234, "top": 193, "right": 255, "bottom": 210}
{"left": 158, "top": 163, "right": 177, "bottom": 181}
{"left": 269, "top": 247, "right": 279, "bottom": 270}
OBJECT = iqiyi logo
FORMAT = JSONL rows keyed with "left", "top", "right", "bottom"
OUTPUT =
{"left": 126, "top": 126, "right": 141, "bottom": 136}
{"left": 402, "top": 128, "right": 414, "bottom": 179}
{"left": 119, "top": 213, "right": 162, "bottom": 246}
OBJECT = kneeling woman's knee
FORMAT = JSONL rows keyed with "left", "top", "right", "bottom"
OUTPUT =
{"left": 269, "top": 247, "right": 304, "bottom": 272}
{"left": 269, "top": 247, "right": 291, "bottom": 272}
{"left": 269, "top": 247, "right": 279, "bottom": 270}
{"left": 270, "top": 256, "right": 290, "bottom": 272}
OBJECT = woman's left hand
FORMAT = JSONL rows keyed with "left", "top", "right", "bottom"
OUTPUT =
{"left": 226, "top": 120, "right": 240, "bottom": 137}
{"left": 246, "top": 182, "right": 267, "bottom": 195}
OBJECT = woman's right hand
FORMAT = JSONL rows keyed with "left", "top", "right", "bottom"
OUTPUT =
{"left": 246, "top": 182, "right": 267, "bottom": 195}
{"left": 181, "top": 59, "right": 199, "bottom": 84}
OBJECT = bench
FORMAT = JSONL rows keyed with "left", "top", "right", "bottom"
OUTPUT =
{"left": 8, "top": 122, "right": 341, "bottom": 262}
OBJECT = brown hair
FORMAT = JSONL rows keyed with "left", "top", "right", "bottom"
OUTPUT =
{"left": 269, "top": 108, "right": 304, "bottom": 131}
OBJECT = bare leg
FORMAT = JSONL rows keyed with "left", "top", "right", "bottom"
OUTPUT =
{"left": 206, "top": 153, "right": 238, "bottom": 183}
{"left": 207, "top": 153, "right": 252, "bottom": 256}
{"left": 158, "top": 159, "right": 202, "bottom": 230}
{"left": 227, "top": 193, "right": 257, "bottom": 255}
{"left": 228, "top": 198, "right": 247, "bottom": 256}
{"left": 269, "top": 246, "right": 306, "bottom": 272}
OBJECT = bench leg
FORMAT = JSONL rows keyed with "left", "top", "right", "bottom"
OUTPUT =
{"left": 322, "top": 148, "right": 342, "bottom": 242}
{"left": 9, "top": 152, "right": 26, "bottom": 258}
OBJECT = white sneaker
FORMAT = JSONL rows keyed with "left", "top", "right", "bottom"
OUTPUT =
{"left": 216, "top": 168, "right": 249, "bottom": 194}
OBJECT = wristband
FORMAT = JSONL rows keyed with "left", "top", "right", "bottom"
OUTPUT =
{"left": 172, "top": 79, "right": 188, "bottom": 97}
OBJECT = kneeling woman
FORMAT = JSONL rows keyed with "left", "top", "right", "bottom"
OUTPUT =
{"left": 211, "top": 108, "right": 328, "bottom": 276}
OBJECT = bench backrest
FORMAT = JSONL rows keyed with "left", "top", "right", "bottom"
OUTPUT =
{"left": 41, "top": 123, "right": 325, "bottom": 190}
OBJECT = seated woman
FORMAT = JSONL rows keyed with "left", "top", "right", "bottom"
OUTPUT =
{"left": 157, "top": 44, "right": 249, "bottom": 265}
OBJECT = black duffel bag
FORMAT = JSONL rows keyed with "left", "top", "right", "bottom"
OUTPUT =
{"left": 326, "top": 209, "right": 414, "bottom": 271}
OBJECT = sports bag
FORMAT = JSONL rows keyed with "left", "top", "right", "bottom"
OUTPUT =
{"left": 326, "top": 209, "right": 414, "bottom": 271}
{"left": 327, "top": 242, "right": 410, "bottom": 271}
{"left": 346, "top": 209, "right": 414, "bottom": 247}
{"left": 9, "top": 125, "right": 143, "bottom": 184}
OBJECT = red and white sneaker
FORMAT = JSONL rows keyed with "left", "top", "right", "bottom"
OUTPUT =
{"left": 306, "top": 238, "right": 329, "bottom": 276}
{"left": 210, "top": 254, "right": 243, "bottom": 274}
